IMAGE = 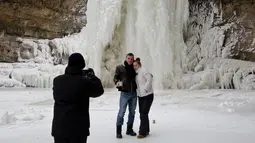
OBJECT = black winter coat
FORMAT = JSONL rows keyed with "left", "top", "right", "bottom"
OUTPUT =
{"left": 113, "top": 62, "right": 137, "bottom": 92}
{"left": 51, "top": 67, "right": 104, "bottom": 138}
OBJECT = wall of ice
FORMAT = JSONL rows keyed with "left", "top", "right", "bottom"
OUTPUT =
{"left": 1, "top": 0, "right": 255, "bottom": 90}
{"left": 76, "top": 0, "right": 190, "bottom": 90}
{"left": 0, "top": 63, "right": 65, "bottom": 88}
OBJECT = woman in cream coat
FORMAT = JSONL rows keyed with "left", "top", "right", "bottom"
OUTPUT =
{"left": 133, "top": 58, "right": 154, "bottom": 139}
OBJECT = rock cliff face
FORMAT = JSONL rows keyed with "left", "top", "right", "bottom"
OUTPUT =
{"left": 181, "top": 0, "right": 255, "bottom": 90}
{"left": 0, "top": 36, "right": 19, "bottom": 62}
{"left": 1, "top": 0, "right": 255, "bottom": 89}
{"left": 1, "top": 0, "right": 255, "bottom": 64}
{"left": 186, "top": 0, "right": 255, "bottom": 69}
{"left": 220, "top": 0, "right": 255, "bottom": 61}
{"left": 0, "top": 0, "right": 87, "bottom": 62}
{"left": 0, "top": 0, "right": 87, "bottom": 39}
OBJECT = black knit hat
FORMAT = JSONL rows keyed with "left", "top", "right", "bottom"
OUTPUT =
{"left": 67, "top": 53, "right": 86, "bottom": 70}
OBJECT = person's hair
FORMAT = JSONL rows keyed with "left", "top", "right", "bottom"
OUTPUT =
{"left": 134, "top": 57, "right": 141, "bottom": 66}
{"left": 126, "top": 53, "right": 134, "bottom": 57}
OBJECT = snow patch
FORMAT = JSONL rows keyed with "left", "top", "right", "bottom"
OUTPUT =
{"left": 0, "top": 109, "right": 45, "bottom": 125}
{"left": 0, "top": 112, "right": 17, "bottom": 125}
{"left": 218, "top": 99, "right": 253, "bottom": 113}
{"left": 20, "top": 114, "right": 45, "bottom": 121}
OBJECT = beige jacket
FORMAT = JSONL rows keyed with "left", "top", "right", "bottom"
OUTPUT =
{"left": 135, "top": 67, "right": 153, "bottom": 97}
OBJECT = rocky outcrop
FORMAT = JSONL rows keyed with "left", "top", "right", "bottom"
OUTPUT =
{"left": 0, "top": 0, "right": 87, "bottom": 39}
{"left": 0, "top": 0, "right": 87, "bottom": 62}
{"left": 0, "top": 36, "right": 19, "bottom": 62}
{"left": 186, "top": 0, "right": 255, "bottom": 67}
{"left": 220, "top": 0, "right": 255, "bottom": 61}
{"left": 183, "top": 0, "right": 255, "bottom": 90}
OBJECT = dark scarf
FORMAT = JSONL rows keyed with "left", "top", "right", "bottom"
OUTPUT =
{"left": 124, "top": 61, "right": 136, "bottom": 79}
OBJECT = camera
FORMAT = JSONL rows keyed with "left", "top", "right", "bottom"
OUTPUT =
{"left": 82, "top": 68, "right": 95, "bottom": 78}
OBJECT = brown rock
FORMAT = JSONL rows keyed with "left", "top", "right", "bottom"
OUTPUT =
{"left": 187, "top": 0, "right": 255, "bottom": 63}
{"left": 0, "top": 36, "right": 19, "bottom": 62}
{"left": 221, "top": 0, "right": 255, "bottom": 61}
{"left": 0, "top": 0, "right": 87, "bottom": 39}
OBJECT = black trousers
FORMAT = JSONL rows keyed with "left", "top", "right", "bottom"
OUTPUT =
{"left": 54, "top": 136, "right": 87, "bottom": 143}
{"left": 138, "top": 94, "right": 154, "bottom": 136}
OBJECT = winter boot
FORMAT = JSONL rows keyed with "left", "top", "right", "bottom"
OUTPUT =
{"left": 126, "top": 124, "right": 137, "bottom": 136}
{"left": 116, "top": 125, "right": 122, "bottom": 139}
{"left": 137, "top": 135, "right": 146, "bottom": 139}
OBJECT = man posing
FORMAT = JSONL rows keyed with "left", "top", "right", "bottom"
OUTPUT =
{"left": 114, "top": 53, "right": 137, "bottom": 139}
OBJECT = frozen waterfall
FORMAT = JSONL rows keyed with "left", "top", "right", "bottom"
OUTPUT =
{"left": 76, "top": 0, "right": 189, "bottom": 90}
{"left": 2, "top": 0, "right": 255, "bottom": 90}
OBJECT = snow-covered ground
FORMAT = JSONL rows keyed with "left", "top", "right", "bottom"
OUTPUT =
{"left": 0, "top": 89, "right": 255, "bottom": 143}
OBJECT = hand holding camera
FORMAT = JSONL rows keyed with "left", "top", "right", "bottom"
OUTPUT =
{"left": 116, "top": 81, "right": 123, "bottom": 87}
{"left": 116, "top": 81, "right": 123, "bottom": 91}
{"left": 82, "top": 68, "right": 95, "bottom": 78}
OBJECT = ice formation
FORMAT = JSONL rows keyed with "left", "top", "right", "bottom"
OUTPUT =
{"left": 122, "top": 0, "right": 189, "bottom": 89}
{"left": 1, "top": 0, "right": 255, "bottom": 90}
{"left": 0, "top": 63, "right": 65, "bottom": 88}
{"left": 75, "top": 0, "right": 189, "bottom": 89}
{"left": 0, "top": 112, "right": 17, "bottom": 125}
{"left": 0, "top": 109, "right": 45, "bottom": 125}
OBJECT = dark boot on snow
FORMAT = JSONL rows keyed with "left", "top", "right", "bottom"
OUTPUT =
{"left": 116, "top": 125, "right": 122, "bottom": 139}
{"left": 126, "top": 124, "right": 136, "bottom": 136}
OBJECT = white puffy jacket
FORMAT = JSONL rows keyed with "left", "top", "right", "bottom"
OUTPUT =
{"left": 135, "top": 67, "right": 153, "bottom": 97}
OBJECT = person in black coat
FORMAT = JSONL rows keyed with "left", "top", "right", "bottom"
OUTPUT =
{"left": 113, "top": 53, "right": 137, "bottom": 139}
{"left": 51, "top": 53, "right": 104, "bottom": 143}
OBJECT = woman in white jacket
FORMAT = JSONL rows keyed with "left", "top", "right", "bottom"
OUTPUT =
{"left": 133, "top": 58, "right": 154, "bottom": 139}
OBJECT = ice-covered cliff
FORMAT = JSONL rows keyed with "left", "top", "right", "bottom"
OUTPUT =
{"left": 1, "top": 0, "right": 255, "bottom": 89}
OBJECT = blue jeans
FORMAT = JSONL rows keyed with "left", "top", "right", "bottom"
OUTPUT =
{"left": 116, "top": 92, "right": 137, "bottom": 126}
